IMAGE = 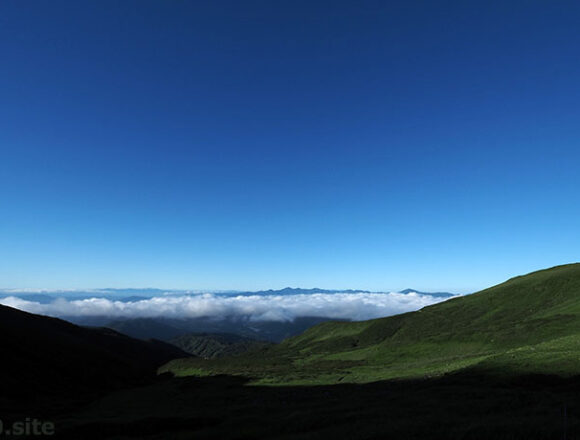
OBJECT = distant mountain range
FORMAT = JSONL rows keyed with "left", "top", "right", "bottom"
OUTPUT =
{"left": 398, "top": 288, "right": 456, "bottom": 298}
{"left": 0, "top": 287, "right": 457, "bottom": 302}
{"left": 231, "top": 287, "right": 456, "bottom": 297}
{"left": 0, "top": 290, "right": 156, "bottom": 303}
{"left": 229, "top": 287, "right": 373, "bottom": 296}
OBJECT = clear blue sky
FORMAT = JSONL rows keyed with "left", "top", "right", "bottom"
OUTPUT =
{"left": 1, "top": 1, "right": 579, "bottom": 292}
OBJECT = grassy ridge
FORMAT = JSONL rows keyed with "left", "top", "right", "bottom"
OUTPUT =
{"left": 162, "top": 263, "right": 580, "bottom": 384}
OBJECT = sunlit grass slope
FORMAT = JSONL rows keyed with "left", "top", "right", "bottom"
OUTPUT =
{"left": 162, "top": 263, "right": 580, "bottom": 384}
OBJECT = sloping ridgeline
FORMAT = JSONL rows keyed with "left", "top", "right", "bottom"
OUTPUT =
{"left": 163, "top": 263, "right": 580, "bottom": 384}
{"left": 0, "top": 304, "right": 188, "bottom": 417}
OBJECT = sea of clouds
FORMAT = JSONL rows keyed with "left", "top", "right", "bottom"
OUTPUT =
{"left": 0, "top": 291, "right": 452, "bottom": 322}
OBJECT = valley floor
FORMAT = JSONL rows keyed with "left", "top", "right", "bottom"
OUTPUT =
{"left": 15, "top": 371, "right": 580, "bottom": 440}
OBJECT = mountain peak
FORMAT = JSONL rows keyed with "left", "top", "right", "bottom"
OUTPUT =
{"left": 399, "top": 289, "right": 456, "bottom": 298}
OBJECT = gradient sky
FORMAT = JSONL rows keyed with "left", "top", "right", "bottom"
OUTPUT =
{"left": 1, "top": 1, "right": 579, "bottom": 292}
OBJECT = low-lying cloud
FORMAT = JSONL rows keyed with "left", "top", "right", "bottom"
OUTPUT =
{"left": 0, "top": 291, "right": 450, "bottom": 322}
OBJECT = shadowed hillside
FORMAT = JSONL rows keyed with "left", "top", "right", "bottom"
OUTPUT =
{"left": 57, "top": 373, "right": 580, "bottom": 440}
{"left": 103, "top": 318, "right": 273, "bottom": 358}
{"left": 170, "top": 333, "right": 273, "bottom": 358}
{"left": 74, "top": 315, "right": 340, "bottom": 343}
{"left": 0, "top": 304, "right": 188, "bottom": 417}
{"left": 105, "top": 317, "right": 185, "bottom": 340}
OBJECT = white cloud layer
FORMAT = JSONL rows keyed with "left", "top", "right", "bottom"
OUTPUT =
{"left": 0, "top": 291, "right": 451, "bottom": 322}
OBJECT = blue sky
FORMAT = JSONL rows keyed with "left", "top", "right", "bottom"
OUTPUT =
{"left": 1, "top": 1, "right": 579, "bottom": 292}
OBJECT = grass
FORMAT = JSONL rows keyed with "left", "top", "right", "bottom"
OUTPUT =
{"left": 11, "top": 262, "right": 580, "bottom": 439}
{"left": 162, "top": 263, "right": 580, "bottom": 385}
{"left": 57, "top": 372, "right": 580, "bottom": 439}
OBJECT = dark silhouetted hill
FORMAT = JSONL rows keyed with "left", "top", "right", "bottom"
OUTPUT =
{"left": 0, "top": 304, "right": 188, "bottom": 410}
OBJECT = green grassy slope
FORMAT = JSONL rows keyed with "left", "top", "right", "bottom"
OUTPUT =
{"left": 162, "top": 263, "right": 580, "bottom": 384}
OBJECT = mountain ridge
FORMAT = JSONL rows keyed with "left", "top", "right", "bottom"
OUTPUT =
{"left": 398, "top": 288, "right": 456, "bottom": 297}
{"left": 0, "top": 303, "right": 189, "bottom": 411}
{"left": 163, "top": 263, "right": 580, "bottom": 384}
